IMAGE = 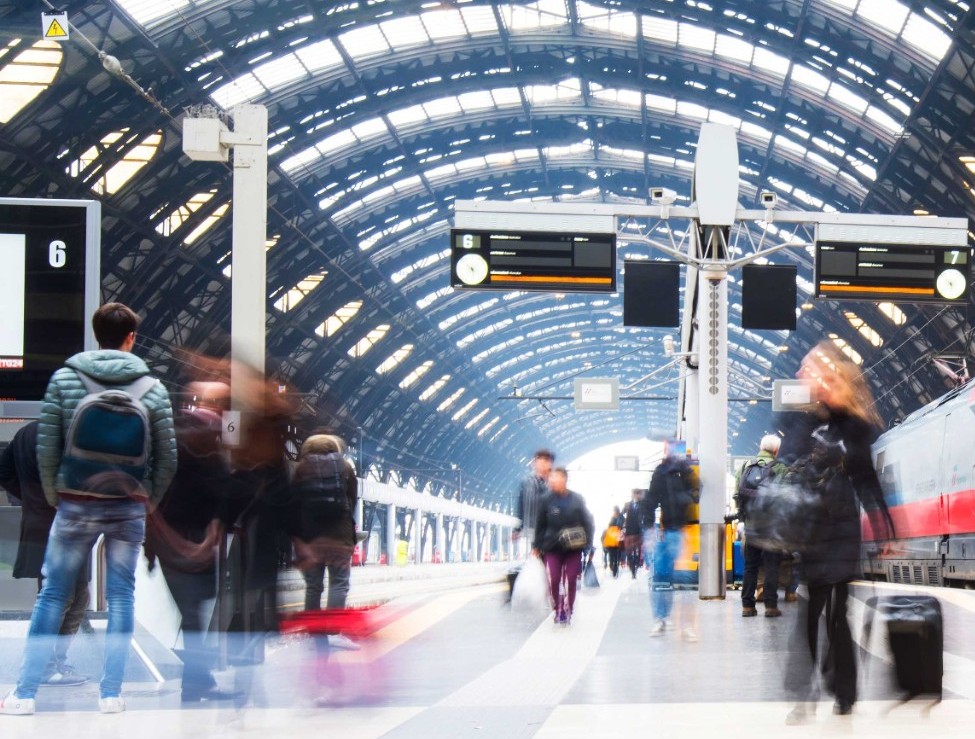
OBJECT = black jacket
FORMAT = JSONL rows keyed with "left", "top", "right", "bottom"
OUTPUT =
{"left": 777, "top": 409, "right": 894, "bottom": 586}
{"left": 290, "top": 451, "right": 358, "bottom": 547}
{"left": 643, "top": 458, "right": 696, "bottom": 531}
{"left": 533, "top": 490, "right": 594, "bottom": 553}
{"left": 515, "top": 474, "right": 548, "bottom": 534}
{"left": 622, "top": 500, "right": 643, "bottom": 534}
{"left": 0, "top": 422, "right": 54, "bottom": 579}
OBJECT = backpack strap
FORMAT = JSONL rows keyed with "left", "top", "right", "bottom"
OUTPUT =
{"left": 75, "top": 370, "right": 156, "bottom": 400}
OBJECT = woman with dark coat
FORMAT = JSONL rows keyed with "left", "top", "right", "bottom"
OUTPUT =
{"left": 781, "top": 341, "right": 894, "bottom": 722}
{"left": 533, "top": 467, "right": 594, "bottom": 625}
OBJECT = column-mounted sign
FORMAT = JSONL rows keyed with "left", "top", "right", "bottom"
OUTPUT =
{"left": 41, "top": 12, "right": 69, "bottom": 40}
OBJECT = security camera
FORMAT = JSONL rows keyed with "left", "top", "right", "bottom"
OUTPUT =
{"left": 650, "top": 187, "right": 678, "bottom": 205}
{"left": 760, "top": 191, "right": 778, "bottom": 208}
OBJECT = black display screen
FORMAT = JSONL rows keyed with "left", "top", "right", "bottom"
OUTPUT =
{"left": 450, "top": 229, "right": 616, "bottom": 293}
{"left": 0, "top": 203, "right": 91, "bottom": 402}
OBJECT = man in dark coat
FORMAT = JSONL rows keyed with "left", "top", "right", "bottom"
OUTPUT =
{"left": 0, "top": 421, "right": 89, "bottom": 686}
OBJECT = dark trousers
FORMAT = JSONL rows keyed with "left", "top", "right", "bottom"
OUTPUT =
{"left": 742, "top": 543, "right": 781, "bottom": 608}
{"left": 161, "top": 563, "right": 218, "bottom": 691}
{"left": 543, "top": 551, "right": 583, "bottom": 615}
{"left": 608, "top": 547, "right": 621, "bottom": 577}
{"left": 37, "top": 564, "right": 89, "bottom": 669}
{"left": 624, "top": 534, "right": 642, "bottom": 578}
{"left": 302, "top": 546, "right": 354, "bottom": 611}
{"left": 786, "top": 582, "right": 856, "bottom": 705}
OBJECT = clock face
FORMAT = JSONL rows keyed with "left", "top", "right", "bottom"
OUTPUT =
{"left": 936, "top": 268, "right": 967, "bottom": 300}
{"left": 456, "top": 253, "right": 489, "bottom": 286}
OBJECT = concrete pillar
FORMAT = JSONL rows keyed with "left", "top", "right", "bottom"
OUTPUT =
{"left": 386, "top": 503, "right": 396, "bottom": 566}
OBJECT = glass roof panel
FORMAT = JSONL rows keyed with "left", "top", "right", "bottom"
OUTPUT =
{"left": 679, "top": 24, "right": 716, "bottom": 53}
{"left": 115, "top": 0, "right": 194, "bottom": 26}
{"left": 577, "top": 1, "right": 638, "bottom": 37}
{"left": 156, "top": 190, "right": 215, "bottom": 237}
{"left": 857, "top": 0, "right": 910, "bottom": 34}
{"left": 501, "top": 0, "right": 569, "bottom": 30}
{"left": 273, "top": 272, "right": 326, "bottom": 313}
{"left": 715, "top": 35, "right": 753, "bottom": 63}
{"left": 0, "top": 40, "right": 62, "bottom": 124}
{"left": 293, "top": 39, "right": 343, "bottom": 73}
{"left": 791, "top": 65, "right": 830, "bottom": 94}
{"left": 211, "top": 72, "right": 265, "bottom": 108}
{"left": 183, "top": 202, "right": 229, "bottom": 246}
{"left": 252, "top": 54, "right": 306, "bottom": 89}
{"left": 901, "top": 14, "right": 952, "bottom": 61}
{"left": 477, "top": 416, "right": 501, "bottom": 437}
{"left": 339, "top": 25, "right": 391, "bottom": 61}
{"left": 315, "top": 299, "right": 362, "bottom": 338}
{"left": 399, "top": 360, "right": 434, "bottom": 389}
{"left": 419, "top": 374, "right": 451, "bottom": 401}
{"left": 877, "top": 302, "right": 907, "bottom": 326}
{"left": 416, "top": 287, "right": 451, "bottom": 310}
{"left": 436, "top": 387, "right": 465, "bottom": 412}
{"left": 464, "top": 408, "right": 490, "bottom": 430}
{"left": 419, "top": 9, "right": 468, "bottom": 41}
{"left": 376, "top": 344, "right": 414, "bottom": 374}
{"left": 458, "top": 6, "right": 499, "bottom": 35}
{"left": 642, "top": 16, "right": 678, "bottom": 45}
{"left": 380, "top": 17, "right": 430, "bottom": 50}
{"left": 451, "top": 397, "right": 478, "bottom": 422}
{"left": 827, "top": 83, "right": 869, "bottom": 115}
{"left": 66, "top": 129, "right": 162, "bottom": 195}
{"left": 348, "top": 324, "right": 390, "bottom": 358}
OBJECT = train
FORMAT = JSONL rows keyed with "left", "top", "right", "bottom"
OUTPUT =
{"left": 866, "top": 380, "right": 975, "bottom": 587}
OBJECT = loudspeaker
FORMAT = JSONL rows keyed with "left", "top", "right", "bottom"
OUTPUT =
{"left": 623, "top": 261, "right": 680, "bottom": 328}
{"left": 741, "top": 264, "right": 797, "bottom": 330}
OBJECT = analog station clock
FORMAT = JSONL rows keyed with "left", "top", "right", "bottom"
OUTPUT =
{"left": 455, "top": 253, "right": 489, "bottom": 286}
{"left": 936, "top": 268, "right": 967, "bottom": 300}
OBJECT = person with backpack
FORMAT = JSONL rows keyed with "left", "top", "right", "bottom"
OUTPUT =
{"left": 735, "top": 435, "right": 787, "bottom": 618}
{"left": 1, "top": 303, "right": 176, "bottom": 716}
{"left": 291, "top": 433, "right": 360, "bottom": 651}
{"left": 643, "top": 452, "right": 697, "bottom": 638}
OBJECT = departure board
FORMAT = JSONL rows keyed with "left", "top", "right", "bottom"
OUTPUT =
{"left": 450, "top": 229, "right": 616, "bottom": 293}
{"left": 815, "top": 242, "right": 971, "bottom": 304}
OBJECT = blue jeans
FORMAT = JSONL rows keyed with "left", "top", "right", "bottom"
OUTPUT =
{"left": 16, "top": 499, "right": 145, "bottom": 699}
{"left": 650, "top": 529, "right": 682, "bottom": 621}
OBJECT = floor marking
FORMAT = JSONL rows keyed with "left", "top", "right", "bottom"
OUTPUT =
{"left": 436, "top": 577, "right": 626, "bottom": 708}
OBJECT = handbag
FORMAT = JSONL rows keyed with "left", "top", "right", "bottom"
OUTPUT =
{"left": 583, "top": 558, "right": 600, "bottom": 589}
{"left": 745, "top": 456, "right": 834, "bottom": 554}
{"left": 558, "top": 526, "right": 588, "bottom": 550}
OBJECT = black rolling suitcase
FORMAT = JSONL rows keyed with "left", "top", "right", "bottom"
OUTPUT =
{"left": 865, "top": 595, "right": 943, "bottom": 701}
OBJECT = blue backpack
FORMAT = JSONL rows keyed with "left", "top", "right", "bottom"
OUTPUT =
{"left": 61, "top": 373, "right": 157, "bottom": 499}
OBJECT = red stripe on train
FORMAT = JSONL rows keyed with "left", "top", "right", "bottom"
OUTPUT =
{"left": 862, "top": 488, "right": 975, "bottom": 540}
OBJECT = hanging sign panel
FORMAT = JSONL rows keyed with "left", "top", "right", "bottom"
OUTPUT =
{"left": 41, "top": 12, "right": 69, "bottom": 40}
{"left": 450, "top": 229, "right": 616, "bottom": 293}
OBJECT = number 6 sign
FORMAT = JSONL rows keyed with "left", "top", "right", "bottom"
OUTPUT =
{"left": 222, "top": 410, "right": 241, "bottom": 447}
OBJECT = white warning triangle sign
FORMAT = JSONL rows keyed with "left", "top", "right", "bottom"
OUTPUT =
{"left": 42, "top": 12, "right": 69, "bottom": 41}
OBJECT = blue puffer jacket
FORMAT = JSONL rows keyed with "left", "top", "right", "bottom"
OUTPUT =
{"left": 37, "top": 350, "right": 177, "bottom": 508}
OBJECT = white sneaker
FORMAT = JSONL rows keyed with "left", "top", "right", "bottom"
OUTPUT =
{"left": 682, "top": 627, "right": 699, "bottom": 643}
{"left": 98, "top": 696, "right": 125, "bottom": 714}
{"left": 649, "top": 620, "right": 665, "bottom": 637}
{"left": 0, "top": 692, "right": 35, "bottom": 715}
{"left": 328, "top": 634, "right": 362, "bottom": 651}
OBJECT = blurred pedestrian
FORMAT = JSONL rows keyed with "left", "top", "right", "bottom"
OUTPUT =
{"left": 781, "top": 341, "right": 894, "bottom": 722}
{"left": 602, "top": 506, "right": 624, "bottom": 578}
{"left": 643, "top": 453, "right": 697, "bottom": 638}
{"left": 513, "top": 449, "right": 553, "bottom": 558}
{"left": 533, "top": 468, "right": 593, "bottom": 625}
{"left": 0, "top": 421, "right": 89, "bottom": 686}
{"left": 622, "top": 489, "right": 644, "bottom": 579}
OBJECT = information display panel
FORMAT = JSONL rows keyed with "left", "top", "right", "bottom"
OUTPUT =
{"left": 815, "top": 241, "right": 970, "bottom": 303}
{"left": 0, "top": 198, "right": 100, "bottom": 410}
{"left": 450, "top": 229, "right": 616, "bottom": 293}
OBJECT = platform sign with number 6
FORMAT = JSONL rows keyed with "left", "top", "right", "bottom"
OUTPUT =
{"left": 0, "top": 198, "right": 100, "bottom": 422}
{"left": 222, "top": 410, "right": 242, "bottom": 447}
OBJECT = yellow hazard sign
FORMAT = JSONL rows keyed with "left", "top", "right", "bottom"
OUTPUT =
{"left": 42, "top": 12, "right": 69, "bottom": 41}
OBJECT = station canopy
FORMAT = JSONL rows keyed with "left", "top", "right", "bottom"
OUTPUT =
{"left": 1, "top": 0, "right": 973, "bottom": 507}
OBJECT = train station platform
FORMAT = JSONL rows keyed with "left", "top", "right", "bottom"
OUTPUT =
{"left": 1, "top": 569, "right": 974, "bottom": 738}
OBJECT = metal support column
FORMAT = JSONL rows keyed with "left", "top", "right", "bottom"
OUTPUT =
{"left": 229, "top": 104, "right": 269, "bottom": 407}
{"left": 386, "top": 504, "right": 397, "bottom": 566}
{"left": 413, "top": 509, "right": 423, "bottom": 563}
{"left": 696, "top": 270, "right": 729, "bottom": 599}
{"left": 436, "top": 513, "right": 445, "bottom": 563}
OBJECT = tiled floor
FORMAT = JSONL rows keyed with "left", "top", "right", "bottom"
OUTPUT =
{"left": 1, "top": 571, "right": 972, "bottom": 738}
